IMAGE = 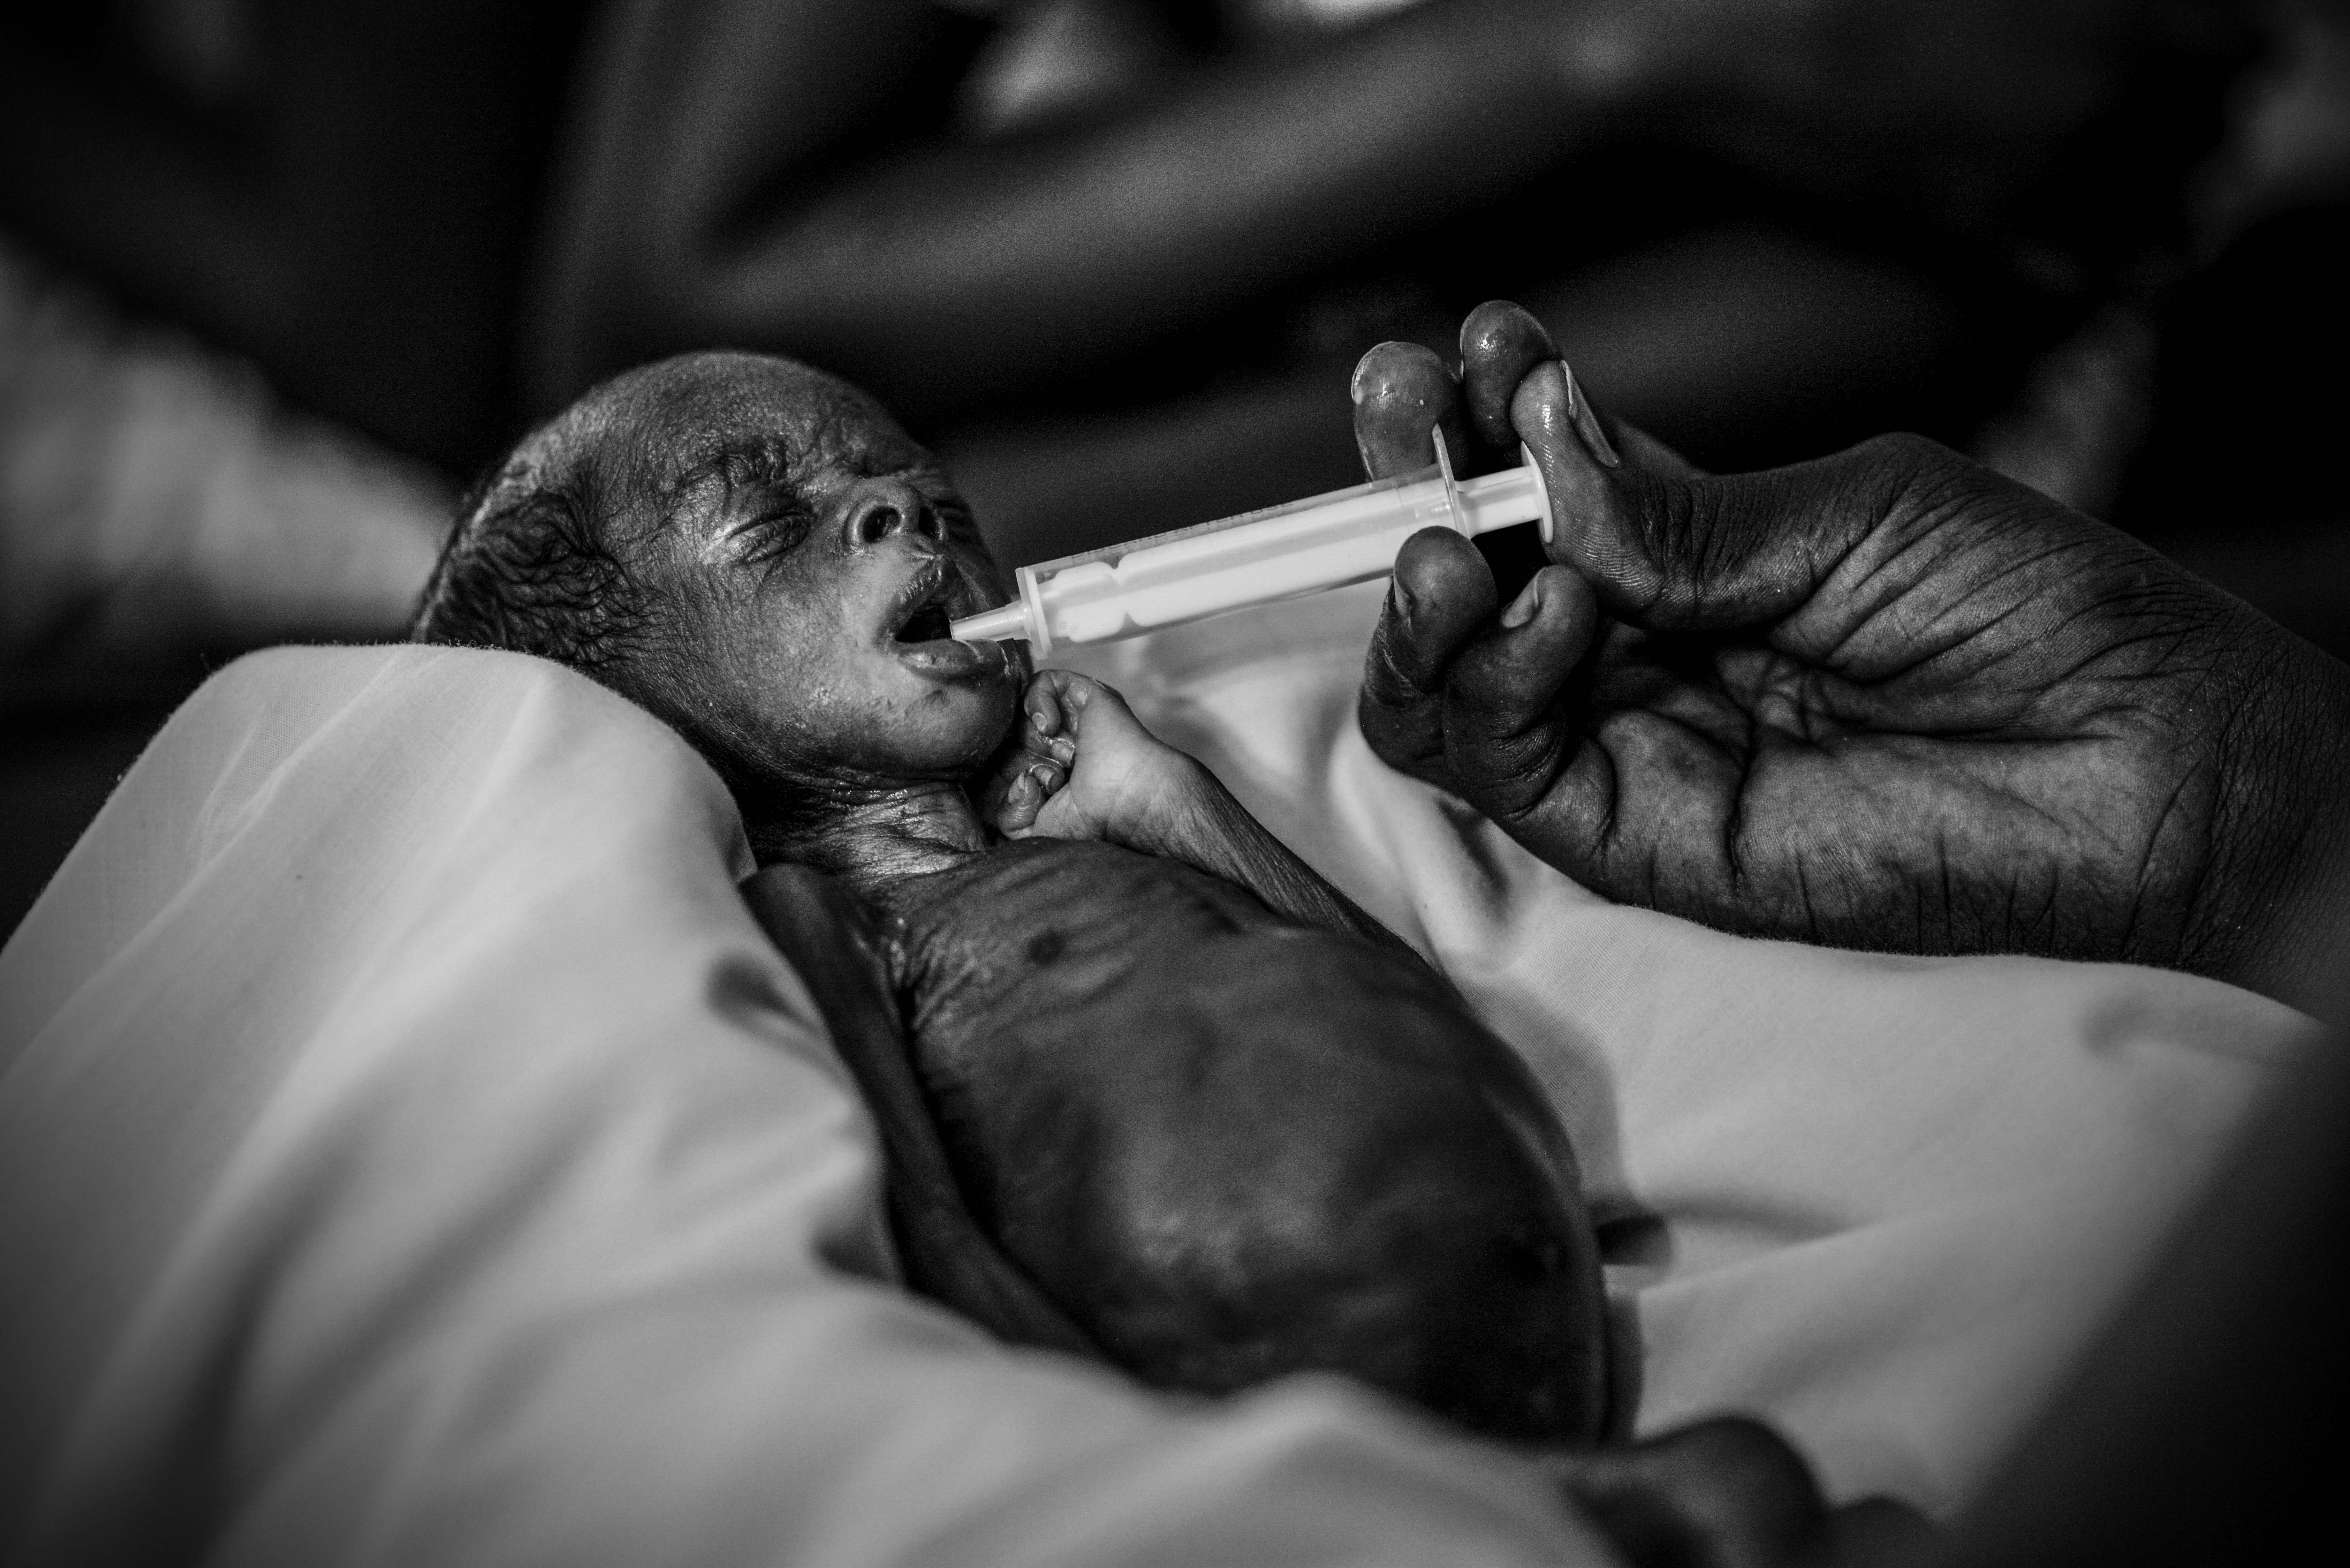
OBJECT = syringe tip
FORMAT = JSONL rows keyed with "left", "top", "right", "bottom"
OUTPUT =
{"left": 947, "top": 601, "right": 1031, "bottom": 644}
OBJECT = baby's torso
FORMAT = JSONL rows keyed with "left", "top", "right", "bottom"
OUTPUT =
{"left": 870, "top": 837, "right": 1297, "bottom": 1068}
{"left": 861, "top": 837, "right": 1607, "bottom": 1440}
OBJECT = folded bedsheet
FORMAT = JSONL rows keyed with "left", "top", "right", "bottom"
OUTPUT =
{"left": 0, "top": 590, "right": 2310, "bottom": 1566}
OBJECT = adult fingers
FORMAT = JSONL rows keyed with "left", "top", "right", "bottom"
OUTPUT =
{"left": 1372, "top": 527, "right": 1498, "bottom": 691}
{"left": 1464, "top": 298, "right": 1704, "bottom": 478}
{"left": 1462, "top": 300, "right": 1620, "bottom": 467}
{"left": 1351, "top": 340, "right": 1471, "bottom": 480}
{"left": 1511, "top": 358, "right": 1663, "bottom": 607}
{"left": 1358, "top": 527, "right": 1497, "bottom": 781}
{"left": 1512, "top": 358, "right": 1912, "bottom": 633}
{"left": 1437, "top": 566, "right": 1603, "bottom": 819}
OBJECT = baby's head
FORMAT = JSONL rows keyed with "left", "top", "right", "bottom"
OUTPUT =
{"left": 413, "top": 352, "right": 1022, "bottom": 811}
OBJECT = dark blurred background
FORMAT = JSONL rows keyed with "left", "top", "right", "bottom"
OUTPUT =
{"left": 4, "top": 0, "right": 2347, "bottom": 939}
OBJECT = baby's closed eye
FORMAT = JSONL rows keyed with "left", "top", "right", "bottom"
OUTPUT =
{"left": 733, "top": 503, "right": 816, "bottom": 569}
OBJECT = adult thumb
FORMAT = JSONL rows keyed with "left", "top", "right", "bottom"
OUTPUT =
{"left": 1511, "top": 360, "right": 1889, "bottom": 633}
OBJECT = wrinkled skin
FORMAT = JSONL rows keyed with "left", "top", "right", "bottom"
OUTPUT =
{"left": 1352, "top": 302, "right": 2350, "bottom": 1009}
{"left": 741, "top": 843, "right": 1613, "bottom": 1444}
{"left": 868, "top": 840, "right": 1606, "bottom": 1441}
{"left": 567, "top": 350, "right": 1931, "bottom": 1562}
{"left": 749, "top": 862, "right": 1929, "bottom": 1567}
{"left": 580, "top": 353, "right": 1609, "bottom": 1441}
{"left": 605, "top": 351, "right": 1024, "bottom": 847}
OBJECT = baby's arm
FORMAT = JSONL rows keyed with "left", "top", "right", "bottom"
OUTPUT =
{"left": 984, "top": 671, "right": 1420, "bottom": 963}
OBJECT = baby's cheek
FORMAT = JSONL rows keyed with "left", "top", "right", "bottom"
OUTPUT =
{"left": 834, "top": 680, "right": 1016, "bottom": 777}
{"left": 942, "top": 682, "right": 1023, "bottom": 767}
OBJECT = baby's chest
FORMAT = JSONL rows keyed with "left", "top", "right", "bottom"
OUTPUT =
{"left": 896, "top": 841, "right": 1244, "bottom": 996}
{"left": 880, "top": 841, "right": 1290, "bottom": 1059}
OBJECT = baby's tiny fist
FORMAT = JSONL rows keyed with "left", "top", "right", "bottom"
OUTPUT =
{"left": 1026, "top": 685, "right": 1065, "bottom": 740}
{"left": 996, "top": 760, "right": 1067, "bottom": 838}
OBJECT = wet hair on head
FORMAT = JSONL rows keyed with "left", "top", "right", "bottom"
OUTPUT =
{"left": 409, "top": 412, "right": 650, "bottom": 674}
{"left": 410, "top": 352, "right": 845, "bottom": 675}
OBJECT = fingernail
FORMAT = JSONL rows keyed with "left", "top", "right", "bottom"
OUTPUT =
{"left": 1388, "top": 576, "right": 1415, "bottom": 629}
{"left": 1500, "top": 575, "right": 1543, "bottom": 629}
{"left": 1559, "top": 361, "right": 1622, "bottom": 468}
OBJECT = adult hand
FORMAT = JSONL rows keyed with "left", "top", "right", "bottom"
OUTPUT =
{"left": 1353, "top": 303, "right": 2350, "bottom": 1008}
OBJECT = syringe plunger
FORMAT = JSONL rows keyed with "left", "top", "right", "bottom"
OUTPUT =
{"left": 948, "top": 434, "right": 1555, "bottom": 655}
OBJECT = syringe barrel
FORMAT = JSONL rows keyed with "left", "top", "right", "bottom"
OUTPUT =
{"left": 984, "top": 461, "right": 1547, "bottom": 654}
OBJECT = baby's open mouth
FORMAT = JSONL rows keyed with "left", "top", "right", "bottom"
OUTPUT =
{"left": 884, "top": 559, "right": 959, "bottom": 646}
{"left": 893, "top": 601, "right": 953, "bottom": 644}
{"left": 883, "top": 560, "right": 1007, "bottom": 683}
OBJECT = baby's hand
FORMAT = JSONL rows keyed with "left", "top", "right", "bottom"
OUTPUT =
{"left": 982, "top": 670, "right": 1205, "bottom": 848}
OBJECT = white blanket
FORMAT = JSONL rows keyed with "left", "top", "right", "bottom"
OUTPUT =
{"left": 0, "top": 589, "right": 2310, "bottom": 1565}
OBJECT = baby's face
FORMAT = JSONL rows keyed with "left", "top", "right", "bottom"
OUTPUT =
{"left": 622, "top": 358, "right": 1022, "bottom": 788}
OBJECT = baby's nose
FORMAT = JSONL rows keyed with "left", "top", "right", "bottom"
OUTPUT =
{"left": 845, "top": 484, "right": 945, "bottom": 549}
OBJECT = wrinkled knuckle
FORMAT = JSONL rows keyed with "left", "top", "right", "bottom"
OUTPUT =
{"left": 1450, "top": 644, "right": 1567, "bottom": 723}
{"left": 1356, "top": 685, "right": 1426, "bottom": 735}
{"left": 1356, "top": 702, "right": 1443, "bottom": 774}
{"left": 1443, "top": 719, "right": 1558, "bottom": 818}
{"left": 1366, "top": 631, "right": 1441, "bottom": 699}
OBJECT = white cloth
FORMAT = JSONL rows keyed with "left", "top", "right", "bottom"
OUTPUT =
{"left": 1055, "top": 582, "right": 2312, "bottom": 1509}
{"left": 0, "top": 599, "right": 2309, "bottom": 1565}
{"left": 0, "top": 643, "right": 1605, "bottom": 1568}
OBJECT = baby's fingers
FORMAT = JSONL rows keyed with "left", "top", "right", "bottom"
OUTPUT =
{"left": 973, "top": 696, "right": 1066, "bottom": 825}
{"left": 1039, "top": 669, "right": 1152, "bottom": 743}
{"left": 1023, "top": 674, "right": 1068, "bottom": 741}
{"left": 995, "top": 761, "right": 1068, "bottom": 838}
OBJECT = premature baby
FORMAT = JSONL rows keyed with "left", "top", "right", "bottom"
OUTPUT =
{"left": 411, "top": 352, "right": 1608, "bottom": 1443}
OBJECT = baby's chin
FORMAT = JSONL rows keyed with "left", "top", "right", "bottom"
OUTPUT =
{"left": 749, "top": 637, "right": 1021, "bottom": 786}
{"left": 867, "top": 671, "right": 1022, "bottom": 781}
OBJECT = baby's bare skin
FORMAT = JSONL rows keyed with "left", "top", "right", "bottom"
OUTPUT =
{"left": 416, "top": 343, "right": 1954, "bottom": 1563}
{"left": 426, "top": 349, "right": 1608, "bottom": 1440}
{"left": 869, "top": 835, "right": 1604, "bottom": 1439}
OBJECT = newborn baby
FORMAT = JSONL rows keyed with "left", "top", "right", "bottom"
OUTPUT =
{"left": 411, "top": 351, "right": 1608, "bottom": 1443}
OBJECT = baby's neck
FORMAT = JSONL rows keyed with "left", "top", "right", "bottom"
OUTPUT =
{"left": 746, "top": 779, "right": 990, "bottom": 903}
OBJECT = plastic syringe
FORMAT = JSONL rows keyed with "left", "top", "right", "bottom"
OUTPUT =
{"left": 947, "top": 433, "right": 1557, "bottom": 656}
